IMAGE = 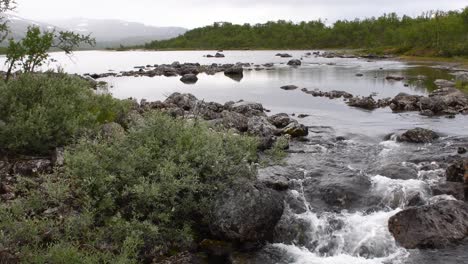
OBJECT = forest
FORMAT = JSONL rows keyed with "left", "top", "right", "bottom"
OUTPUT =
{"left": 141, "top": 7, "right": 468, "bottom": 57}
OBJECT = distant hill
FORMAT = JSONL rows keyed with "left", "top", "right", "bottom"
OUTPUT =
{"left": 3, "top": 15, "right": 187, "bottom": 48}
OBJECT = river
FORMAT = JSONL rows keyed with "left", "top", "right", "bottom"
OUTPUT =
{"left": 1, "top": 50, "right": 467, "bottom": 264}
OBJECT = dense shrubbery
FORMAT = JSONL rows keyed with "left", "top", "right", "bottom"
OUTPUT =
{"left": 142, "top": 7, "right": 468, "bottom": 57}
{"left": 0, "top": 72, "right": 130, "bottom": 154}
{"left": 0, "top": 112, "right": 259, "bottom": 262}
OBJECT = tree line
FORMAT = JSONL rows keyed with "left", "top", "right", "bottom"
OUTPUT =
{"left": 141, "top": 7, "right": 468, "bottom": 57}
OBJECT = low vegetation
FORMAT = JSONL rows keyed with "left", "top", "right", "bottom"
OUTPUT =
{"left": 0, "top": 72, "right": 130, "bottom": 155}
{"left": 140, "top": 7, "right": 468, "bottom": 57}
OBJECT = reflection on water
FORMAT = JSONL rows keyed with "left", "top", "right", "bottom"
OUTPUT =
{"left": 0, "top": 50, "right": 465, "bottom": 137}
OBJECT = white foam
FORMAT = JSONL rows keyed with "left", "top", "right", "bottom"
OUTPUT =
{"left": 371, "top": 175, "right": 430, "bottom": 208}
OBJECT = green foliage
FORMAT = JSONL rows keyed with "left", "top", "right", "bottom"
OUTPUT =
{"left": 456, "top": 80, "right": 468, "bottom": 93}
{"left": 4, "top": 26, "right": 95, "bottom": 80}
{"left": 141, "top": 7, "right": 468, "bottom": 57}
{"left": 0, "top": 112, "right": 258, "bottom": 262}
{"left": 0, "top": 72, "right": 131, "bottom": 154}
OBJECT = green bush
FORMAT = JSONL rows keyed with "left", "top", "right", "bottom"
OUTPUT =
{"left": 0, "top": 72, "right": 131, "bottom": 154}
{"left": 0, "top": 112, "right": 259, "bottom": 262}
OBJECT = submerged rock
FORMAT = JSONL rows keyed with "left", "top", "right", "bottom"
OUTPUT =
{"left": 275, "top": 53, "right": 292, "bottom": 58}
{"left": 386, "top": 75, "right": 405, "bottom": 81}
{"left": 280, "top": 85, "right": 298, "bottom": 91}
{"left": 388, "top": 200, "right": 468, "bottom": 249}
{"left": 372, "top": 163, "right": 418, "bottom": 180}
{"left": 210, "top": 181, "right": 284, "bottom": 247}
{"left": 397, "top": 128, "right": 439, "bottom": 144}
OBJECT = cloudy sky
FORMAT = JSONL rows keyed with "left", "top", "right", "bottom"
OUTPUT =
{"left": 13, "top": 0, "right": 468, "bottom": 28}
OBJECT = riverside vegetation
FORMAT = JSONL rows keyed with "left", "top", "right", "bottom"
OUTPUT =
{"left": 0, "top": 72, "right": 291, "bottom": 262}
{"left": 140, "top": 7, "right": 468, "bottom": 57}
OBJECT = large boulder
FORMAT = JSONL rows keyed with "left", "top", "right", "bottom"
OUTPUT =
{"left": 397, "top": 128, "right": 439, "bottom": 143}
{"left": 347, "top": 96, "right": 378, "bottom": 110}
{"left": 282, "top": 121, "right": 308, "bottom": 138}
{"left": 224, "top": 66, "right": 243, "bottom": 76}
{"left": 388, "top": 200, "right": 468, "bottom": 249}
{"left": 230, "top": 101, "right": 265, "bottom": 117}
{"left": 210, "top": 181, "right": 284, "bottom": 246}
{"left": 267, "top": 113, "right": 293, "bottom": 128}
{"left": 446, "top": 158, "right": 468, "bottom": 183}
{"left": 221, "top": 111, "right": 249, "bottom": 132}
{"left": 247, "top": 116, "right": 278, "bottom": 149}
{"left": 164, "top": 93, "right": 198, "bottom": 111}
{"left": 390, "top": 93, "right": 422, "bottom": 112}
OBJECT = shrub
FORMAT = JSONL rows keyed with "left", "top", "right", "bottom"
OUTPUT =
{"left": 0, "top": 72, "right": 131, "bottom": 154}
{"left": 0, "top": 112, "right": 259, "bottom": 262}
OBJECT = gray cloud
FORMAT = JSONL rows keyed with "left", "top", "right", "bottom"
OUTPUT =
{"left": 13, "top": 0, "right": 468, "bottom": 28}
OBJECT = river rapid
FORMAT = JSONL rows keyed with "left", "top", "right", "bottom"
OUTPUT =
{"left": 1, "top": 50, "right": 467, "bottom": 264}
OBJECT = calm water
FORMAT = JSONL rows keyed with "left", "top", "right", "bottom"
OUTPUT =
{"left": 3, "top": 50, "right": 461, "bottom": 137}
{"left": 1, "top": 50, "right": 467, "bottom": 264}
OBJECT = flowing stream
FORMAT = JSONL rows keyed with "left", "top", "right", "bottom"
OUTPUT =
{"left": 1, "top": 50, "right": 467, "bottom": 263}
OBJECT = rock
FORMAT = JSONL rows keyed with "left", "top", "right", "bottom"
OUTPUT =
{"left": 224, "top": 66, "right": 243, "bottom": 76}
{"left": 165, "top": 93, "right": 198, "bottom": 111}
{"left": 458, "top": 147, "right": 467, "bottom": 154}
{"left": 257, "top": 166, "right": 303, "bottom": 191}
{"left": 298, "top": 114, "right": 310, "bottom": 118}
{"left": 347, "top": 96, "right": 378, "bottom": 110}
{"left": 434, "top": 79, "right": 456, "bottom": 88}
{"left": 221, "top": 111, "right": 249, "bottom": 132}
{"left": 373, "top": 163, "right": 418, "bottom": 180}
{"left": 355, "top": 73, "right": 364, "bottom": 77}
{"left": 280, "top": 85, "right": 298, "bottom": 91}
{"left": 432, "top": 182, "right": 465, "bottom": 201}
{"left": 273, "top": 213, "right": 312, "bottom": 246}
{"left": 247, "top": 116, "right": 278, "bottom": 149}
{"left": 100, "top": 122, "right": 126, "bottom": 140}
{"left": 397, "top": 128, "right": 439, "bottom": 143}
{"left": 230, "top": 101, "right": 265, "bottom": 117}
{"left": 388, "top": 200, "right": 468, "bottom": 249}
{"left": 282, "top": 121, "right": 308, "bottom": 138}
{"left": 52, "top": 147, "right": 65, "bottom": 167}
{"left": 287, "top": 59, "right": 301, "bottom": 66}
{"left": 13, "top": 159, "right": 52, "bottom": 176}
{"left": 446, "top": 158, "right": 468, "bottom": 183}
{"left": 390, "top": 93, "right": 422, "bottom": 112}
{"left": 275, "top": 53, "right": 292, "bottom": 58}
{"left": 267, "top": 113, "right": 293, "bottom": 128}
{"left": 210, "top": 180, "right": 284, "bottom": 246}
{"left": 386, "top": 75, "right": 405, "bottom": 81}
{"left": 215, "top": 53, "right": 225, "bottom": 58}
{"left": 180, "top": 73, "right": 198, "bottom": 84}
{"left": 454, "top": 72, "right": 468, "bottom": 82}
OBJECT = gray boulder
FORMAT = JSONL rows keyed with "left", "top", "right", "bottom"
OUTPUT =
{"left": 388, "top": 200, "right": 468, "bottom": 249}
{"left": 287, "top": 59, "right": 301, "bottom": 66}
{"left": 397, "top": 128, "right": 439, "bottom": 144}
{"left": 210, "top": 181, "right": 284, "bottom": 245}
{"left": 230, "top": 101, "right": 265, "bottom": 117}
{"left": 347, "top": 96, "right": 378, "bottom": 110}
{"left": 165, "top": 93, "right": 198, "bottom": 111}
{"left": 282, "top": 121, "right": 308, "bottom": 138}
{"left": 221, "top": 111, "right": 249, "bottom": 132}
{"left": 268, "top": 113, "right": 293, "bottom": 128}
{"left": 180, "top": 74, "right": 198, "bottom": 84}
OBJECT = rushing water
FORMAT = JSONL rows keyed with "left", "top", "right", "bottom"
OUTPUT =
{"left": 1, "top": 50, "right": 467, "bottom": 263}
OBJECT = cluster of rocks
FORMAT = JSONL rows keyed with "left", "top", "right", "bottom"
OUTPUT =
{"left": 205, "top": 52, "right": 225, "bottom": 58}
{"left": 388, "top": 155, "right": 468, "bottom": 249}
{"left": 85, "top": 62, "right": 247, "bottom": 83}
{"left": 137, "top": 92, "right": 308, "bottom": 150}
{"left": 275, "top": 53, "right": 293, "bottom": 58}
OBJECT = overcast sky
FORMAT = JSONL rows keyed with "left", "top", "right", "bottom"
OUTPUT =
{"left": 13, "top": 0, "right": 468, "bottom": 28}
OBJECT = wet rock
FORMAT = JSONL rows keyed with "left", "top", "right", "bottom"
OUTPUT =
{"left": 215, "top": 52, "right": 225, "bottom": 58}
{"left": 13, "top": 159, "right": 52, "bottom": 176}
{"left": 257, "top": 166, "right": 303, "bottom": 191}
{"left": 210, "top": 180, "right": 284, "bottom": 246}
{"left": 373, "top": 163, "right": 418, "bottom": 180}
{"left": 221, "top": 111, "right": 249, "bottom": 132}
{"left": 446, "top": 158, "right": 468, "bottom": 183}
{"left": 248, "top": 116, "right": 278, "bottom": 149}
{"left": 282, "top": 122, "right": 308, "bottom": 138}
{"left": 397, "top": 128, "right": 439, "bottom": 144}
{"left": 268, "top": 113, "right": 293, "bottom": 128}
{"left": 406, "top": 193, "right": 426, "bottom": 207}
{"left": 273, "top": 213, "right": 312, "bottom": 245}
{"left": 347, "top": 96, "right": 378, "bottom": 110}
{"left": 388, "top": 200, "right": 468, "bottom": 249}
{"left": 432, "top": 182, "right": 465, "bottom": 201}
{"left": 287, "top": 59, "right": 301, "bottom": 66}
{"left": 389, "top": 93, "right": 422, "bottom": 112}
{"left": 386, "top": 75, "right": 405, "bottom": 81}
{"left": 280, "top": 85, "right": 298, "bottom": 91}
{"left": 434, "top": 79, "right": 456, "bottom": 88}
{"left": 180, "top": 73, "right": 198, "bottom": 84}
{"left": 458, "top": 147, "right": 467, "bottom": 154}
